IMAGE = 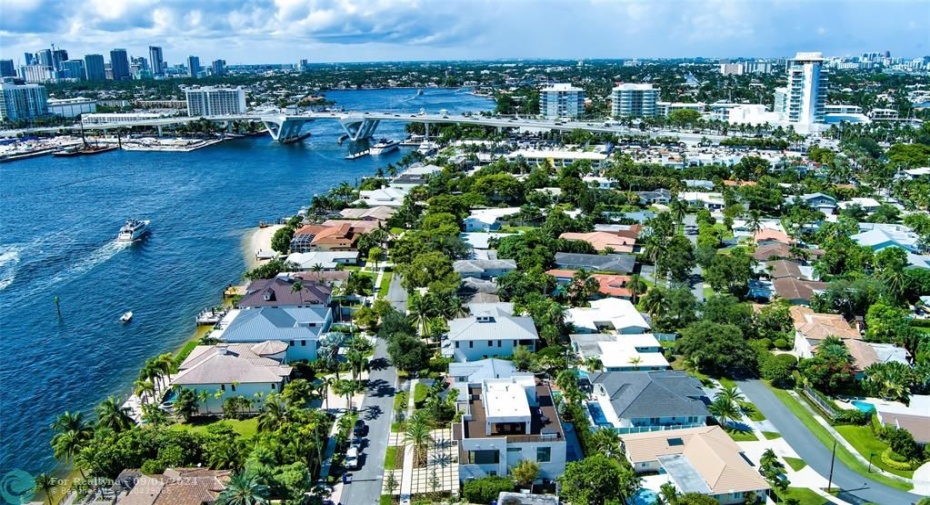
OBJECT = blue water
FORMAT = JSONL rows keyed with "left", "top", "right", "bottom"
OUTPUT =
{"left": 852, "top": 400, "right": 876, "bottom": 413}
{"left": 0, "top": 88, "right": 492, "bottom": 474}
{"left": 631, "top": 488, "right": 658, "bottom": 505}
{"left": 587, "top": 402, "right": 611, "bottom": 426}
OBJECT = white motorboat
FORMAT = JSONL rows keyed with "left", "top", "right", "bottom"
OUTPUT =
{"left": 117, "top": 219, "right": 150, "bottom": 242}
{"left": 369, "top": 139, "right": 399, "bottom": 155}
{"left": 120, "top": 311, "right": 133, "bottom": 323}
{"left": 417, "top": 141, "right": 438, "bottom": 156}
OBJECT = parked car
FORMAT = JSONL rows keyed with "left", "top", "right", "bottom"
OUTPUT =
{"left": 345, "top": 447, "right": 360, "bottom": 470}
{"left": 353, "top": 419, "right": 368, "bottom": 437}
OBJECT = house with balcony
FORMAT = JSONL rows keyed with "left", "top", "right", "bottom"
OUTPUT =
{"left": 214, "top": 306, "right": 332, "bottom": 362}
{"left": 621, "top": 426, "right": 770, "bottom": 505}
{"left": 453, "top": 376, "right": 567, "bottom": 484}
{"left": 570, "top": 333, "right": 669, "bottom": 371}
{"left": 443, "top": 303, "right": 538, "bottom": 362}
{"left": 566, "top": 298, "right": 651, "bottom": 334}
{"left": 237, "top": 275, "right": 331, "bottom": 309}
{"left": 587, "top": 371, "right": 710, "bottom": 434}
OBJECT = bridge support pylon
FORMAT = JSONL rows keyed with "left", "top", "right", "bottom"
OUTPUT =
{"left": 338, "top": 116, "right": 381, "bottom": 142}
{"left": 261, "top": 115, "right": 312, "bottom": 143}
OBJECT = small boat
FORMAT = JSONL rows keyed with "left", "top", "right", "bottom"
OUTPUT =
{"left": 369, "top": 138, "right": 399, "bottom": 155}
{"left": 417, "top": 141, "right": 438, "bottom": 156}
{"left": 416, "top": 89, "right": 423, "bottom": 96}
{"left": 53, "top": 145, "right": 117, "bottom": 157}
{"left": 120, "top": 311, "right": 133, "bottom": 323}
{"left": 344, "top": 150, "right": 370, "bottom": 160}
{"left": 117, "top": 219, "right": 151, "bottom": 242}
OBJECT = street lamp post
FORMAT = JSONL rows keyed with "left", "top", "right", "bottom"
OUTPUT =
{"left": 868, "top": 451, "right": 875, "bottom": 473}
{"left": 827, "top": 440, "right": 837, "bottom": 493}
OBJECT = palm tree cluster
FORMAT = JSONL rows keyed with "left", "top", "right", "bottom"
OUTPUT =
{"left": 134, "top": 354, "right": 176, "bottom": 406}
{"left": 864, "top": 361, "right": 930, "bottom": 403}
{"left": 565, "top": 270, "right": 600, "bottom": 307}
{"left": 708, "top": 385, "right": 745, "bottom": 429}
{"left": 406, "top": 290, "right": 467, "bottom": 342}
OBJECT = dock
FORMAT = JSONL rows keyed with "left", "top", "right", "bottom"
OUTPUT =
{"left": 344, "top": 149, "right": 370, "bottom": 160}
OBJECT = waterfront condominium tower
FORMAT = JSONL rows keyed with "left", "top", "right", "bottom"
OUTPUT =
{"left": 109, "top": 49, "right": 130, "bottom": 80}
{"left": 184, "top": 86, "right": 247, "bottom": 116}
{"left": 539, "top": 83, "right": 585, "bottom": 119}
{"left": 0, "top": 80, "right": 49, "bottom": 121}
{"left": 611, "top": 83, "right": 659, "bottom": 118}
{"left": 83, "top": 54, "right": 106, "bottom": 81}
{"left": 785, "top": 52, "right": 828, "bottom": 126}
{"left": 187, "top": 56, "right": 200, "bottom": 78}
{"left": 0, "top": 60, "right": 15, "bottom": 78}
{"left": 149, "top": 46, "right": 165, "bottom": 77}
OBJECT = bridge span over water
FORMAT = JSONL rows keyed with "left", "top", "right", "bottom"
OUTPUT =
{"left": 4, "top": 111, "right": 727, "bottom": 144}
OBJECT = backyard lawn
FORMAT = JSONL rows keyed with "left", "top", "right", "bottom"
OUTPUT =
{"left": 378, "top": 270, "right": 393, "bottom": 298}
{"left": 171, "top": 417, "right": 258, "bottom": 438}
{"left": 834, "top": 424, "right": 913, "bottom": 478}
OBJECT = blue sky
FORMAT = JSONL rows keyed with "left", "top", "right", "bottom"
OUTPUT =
{"left": 0, "top": 0, "right": 927, "bottom": 65}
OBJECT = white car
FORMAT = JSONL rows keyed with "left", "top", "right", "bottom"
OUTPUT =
{"left": 345, "top": 447, "right": 360, "bottom": 470}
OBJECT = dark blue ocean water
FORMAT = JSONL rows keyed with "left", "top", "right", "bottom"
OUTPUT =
{"left": 0, "top": 88, "right": 493, "bottom": 474}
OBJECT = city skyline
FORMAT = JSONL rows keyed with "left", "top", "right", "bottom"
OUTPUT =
{"left": 0, "top": 0, "right": 927, "bottom": 65}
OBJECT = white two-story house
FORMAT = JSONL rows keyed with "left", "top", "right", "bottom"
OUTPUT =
{"left": 443, "top": 303, "right": 538, "bottom": 362}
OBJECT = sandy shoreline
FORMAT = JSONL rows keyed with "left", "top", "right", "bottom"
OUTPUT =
{"left": 243, "top": 224, "right": 285, "bottom": 270}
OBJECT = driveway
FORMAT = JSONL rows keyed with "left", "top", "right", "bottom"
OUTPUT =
{"left": 338, "top": 338, "right": 398, "bottom": 505}
{"left": 682, "top": 214, "right": 705, "bottom": 302}
{"left": 386, "top": 272, "right": 408, "bottom": 312}
{"left": 737, "top": 380, "right": 922, "bottom": 504}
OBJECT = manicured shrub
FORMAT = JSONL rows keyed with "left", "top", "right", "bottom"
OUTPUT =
{"left": 463, "top": 476, "right": 515, "bottom": 504}
{"left": 832, "top": 409, "right": 868, "bottom": 426}
{"left": 413, "top": 382, "right": 429, "bottom": 408}
{"left": 773, "top": 338, "right": 790, "bottom": 350}
{"left": 775, "top": 353, "right": 798, "bottom": 367}
{"left": 881, "top": 448, "right": 914, "bottom": 470}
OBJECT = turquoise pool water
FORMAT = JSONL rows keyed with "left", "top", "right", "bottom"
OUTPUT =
{"left": 631, "top": 488, "right": 658, "bottom": 505}
{"left": 852, "top": 400, "right": 875, "bottom": 413}
{"left": 587, "top": 402, "right": 611, "bottom": 427}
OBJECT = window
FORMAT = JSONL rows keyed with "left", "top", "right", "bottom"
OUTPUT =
{"left": 220, "top": 384, "right": 226, "bottom": 392}
{"left": 270, "top": 384, "right": 276, "bottom": 390}
{"left": 455, "top": 342, "right": 460, "bottom": 349}
{"left": 468, "top": 450, "right": 500, "bottom": 465}
{"left": 537, "top": 447, "right": 551, "bottom": 463}
{"left": 497, "top": 340, "right": 501, "bottom": 347}
{"left": 301, "top": 340, "right": 306, "bottom": 346}
{"left": 488, "top": 340, "right": 493, "bottom": 347}
{"left": 231, "top": 384, "right": 237, "bottom": 392}
{"left": 469, "top": 341, "right": 474, "bottom": 348}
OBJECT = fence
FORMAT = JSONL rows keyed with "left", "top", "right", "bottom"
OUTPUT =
{"left": 800, "top": 385, "right": 839, "bottom": 420}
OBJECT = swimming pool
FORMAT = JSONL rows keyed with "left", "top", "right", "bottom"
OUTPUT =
{"left": 587, "top": 402, "right": 611, "bottom": 427}
{"left": 162, "top": 389, "right": 177, "bottom": 404}
{"left": 851, "top": 400, "right": 875, "bottom": 413}
{"left": 631, "top": 488, "right": 658, "bottom": 505}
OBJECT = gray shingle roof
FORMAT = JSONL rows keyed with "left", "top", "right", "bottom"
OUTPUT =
{"left": 555, "top": 252, "right": 636, "bottom": 274}
{"left": 589, "top": 370, "right": 709, "bottom": 420}
{"left": 221, "top": 306, "right": 329, "bottom": 344}
{"left": 238, "top": 276, "right": 332, "bottom": 308}
{"left": 453, "top": 259, "right": 518, "bottom": 274}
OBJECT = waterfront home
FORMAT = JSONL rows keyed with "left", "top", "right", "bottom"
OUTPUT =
{"left": 285, "top": 251, "right": 359, "bottom": 270}
{"left": 237, "top": 275, "right": 332, "bottom": 308}
{"left": 453, "top": 258, "right": 517, "bottom": 280}
{"left": 566, "top": 298, "right": 650, "bottom": 334}
{"left": 339, "top": 205, "right": 396, "bottom": 222}
{"left": 464, "top": 207, "right": 521, "bottom": 232}
{"left": 452, "top": 376, "right": 568, "bottom": 483}
{"left": 559, "top": 231, "right": 636, "bottom": 253}
{"left": 874, "top": 396, "right": 930, "bottom": 446}
{"left": 790, "top": 306, "right": 862, "bottom": 358}
{"left": 172, "top": 342, "right": 292, "bottom": 415}
{"left": 621, "top": 426, "right": 770, "bottom": 505}
{"left": 390, "top": 164, "right": 443, "bottom": 189}
{"left": 554, "top": 252, "right": 636, "bottom": 274}
{"left": 116, "top": 468, "right": 231, "bottom": 505}
{"left": 587, "top": 371, "right": 710, "bottom": 434}
{"left": 217, "top": 306, "right": 332, "bottom": 362}
{"left": 290, "top": 222, "right": 368, "bottom": 252}
{"left": 570, "top": 333, "right": 669, "bottom": 371}
{"left": 851, "top": 223, "right": 921, "bottom": 253}
{"left": 356, "top": 186, "right": 409, "bottom": 207}
{"left": 442, "top": 302, "right": 538, "bottom": 362}
{"left": 506, "top": 149, "right": 608, "bottom": 169}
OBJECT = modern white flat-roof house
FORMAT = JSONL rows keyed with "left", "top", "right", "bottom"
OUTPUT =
{"left": 356, "top": 186, "right": 410, "bottom": 207}
{"left": 566, "top": 298, "right": 651, "bottom": 334}
{"left": 173, "top": 342, "right": 292, "bottom": 414}
{"left": 285, "top": 251, "right": 359, "bottom": 270}
{"left": 621, "top": 426, "right": 770, "bottom": 505}
{"left": 570, "top": 333, "right": 669, "bottom": 371}
{"left": 506, "top": 150, "right": 609, "bottom": 169}
{"left": 453, "top": 376, "right": 568, "bottom": 484}
{"left": 464, "top": 207, "right": 521, "bottom": 232}
{"left": 443, "top": 303, "right": 539, "bottom": 362}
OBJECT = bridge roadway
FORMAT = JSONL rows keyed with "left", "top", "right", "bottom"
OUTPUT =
{"left": 0, "top": 110, "right": 727, "bottom": 144}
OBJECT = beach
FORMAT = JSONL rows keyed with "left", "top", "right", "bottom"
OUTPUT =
{"left": 243, "top": 224, "right": 284, "bottom": 269}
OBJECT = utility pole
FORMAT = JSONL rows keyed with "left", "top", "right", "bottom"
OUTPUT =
{"left": 827, "top": 440, "right": 837, "bottom": 493}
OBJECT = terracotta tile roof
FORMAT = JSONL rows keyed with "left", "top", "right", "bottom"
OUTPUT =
{"left": 560, "top": 232, "right": 636, "bottom": 253}
{"left": 754, "top": 229, "right": 793, "bottom": 245}
{"left": 320, "top": 219, "right": 381, "bottom": 233}
{"left": 773, "top": 277, "right": 827, "bottom": 303}
{"left": 294, "top": 224, "right": 329, "bottom": 237}
{"left": 753, "top": 243, "right": 791, "bottom": 261}
{"left": 591, "top": 274, "right": 633, "bottom": 298}
{"left": 118, "top": 469, "right": 230, "bottom": 505}
{"left": 545, "top": 269, "right": 577, "bottom": 279}
{"left": 790, "top": 306, "right": 861, "bottom": 341}
{"left": 723, "top": 180, "right": 757, "bottom": 187}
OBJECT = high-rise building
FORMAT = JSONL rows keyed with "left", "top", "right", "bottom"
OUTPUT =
{"left": 109, "top": 49, "right": 130, "bottom": 80}
{"left": 22, "top": 65, "right": 56, "bottom": 83}
{"left": 539, "top": 83, "right": 585, "bottom": 119}
{"left": 131, "top": 56, "right": 149, "bottom": 72}
{"left": 785, "top": 52, "right": 828, "bottom": 126}
{"left": 36, "top": 49, "right": 53, "bottom": 68}
{"left": 24, "top": 53, "right": 35, "bottom": 66}
{"left": 0, "top": 60, "right": 15, "bottom": 78}
{"left": 84, "top": 54, "right": 106, "bottom": 81}
{"left": 52, "top": 49, "right": 68, "bottom": 71}
{"left": 184, "top": 86, "right": 247, "bottom": 116}
{"left": 62, "top": 60, "right": 86, "bottom": 80}
{"left": 298, "top": 59, "right": 309, "bottom": 71}
{"left": 0, "top": 80, "right": 49, "bottom": 121}
{"left": 187, "top": 56, "right": 200, "bottom": 78}
{"left": 611, "top": 83, "right": 658, "bottom": 118}
{"left": 149, "top": 46, "right": 165, "bottom": 77}
{"left": 719, "top": 63, "right": 743, "bottom": 76}
{"left": 773, "top": 87, "right": 788, "bottom": 115}
{"left": 211, "top": 59, "right": 227, "bottom": 76}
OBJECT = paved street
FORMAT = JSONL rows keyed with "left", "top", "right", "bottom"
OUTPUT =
{"left": 738, "top": 380, "right": 922, "bottom": 504}
{"left": 386, "top": 272, "right": 408, "bottom": 312}
{"left": 682, "top": 214, "right": 705, "bottom": 302}
{"left": 338, "top": 338, "right": 398, "bottom": 505}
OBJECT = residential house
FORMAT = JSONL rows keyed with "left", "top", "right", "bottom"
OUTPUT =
{"left": 458, "top": 277, "right": 501, "bottom": 304}
{"left": 216, "top": 306, "right": 332, "bottom": 362}
{"left": 874, "top": 396, "right": 930, "bottom": 446}
{"left": 453, "top": 259, "right": 518, "bottom": 280}
{"left": 547, "top": 270, "right": 634, "bottom": 299}
{"left": 587, "top": 371, "right": 710, "bottom": 433}
{"left": 285, "top": 251, "right": 359, "bottom": 270}
{"left": 507, "top": 149, "right": 609, "bottom": 169}
{"left": 838, "top": 197, "right": 881, "bottom": 213}
{"left": 290, "top": 224, "right": 329, "bottom": 253}
{"left": 636, "top": 189, "right": 672, "bottom": 205}
{"left": 772, "top": 277, "right": 828, "bottom": 305}
{"left": 390, "top": 164, "right": 442, "bottom": 189}
{"left": 680, "top": 192, "right": 725, "bottom": 211}
{"left": 851, "top": 223, "right": 921, "bottom": 253}
{"left": 356, "top": 186, "right": 409, "bottom": 207}
{"left": 753, "top": 228, "right": 793, "bottom": 245}
{"left": 845, "top": 340, "right": 910, "bottom": 378}
{"left": 449, "top": 358, "right": 519, "bottom": 384}
{"left": 784, "top": 192, "right": 837, "bottom": 215}
{"left": 560, "top": 231, "right": 636, "bottom": 253}
{"left": 465, "top": 208, "right": 521, "bottom": 232}
{"left": 460, "top": 232, "right": 511, "bottom": 256}
{"left": 790, "top": 306, "right": 862, "bottom": 358}
{"left": 453, "top": 376, "right": 568, "bottom": 483}
{"left": 339, "top": 205, "right": 395, "bottom": 221}
{"left": 495, "top": 492, "right": 559, "bottom": 505}
{"left": 582, "top": 175, "right": 616, "bottom": 189}
{"left": 237, "top": 275, "right": 331, "bottom": 308}
{"left": 682, "top": 179, "right": 715, "bottom": 190}
{"left": 566, "top": 298, "right": 650, "bottom": 334}
{"left": 172, "top": 342, "right": 292, "bottom": 414}
{"left": 443, "top": 302, "right": 539, "bottom": 362}
{"left": 116, "top": 468, "right": 231, "bottom": 505}
{"left": 570, "top": 333, "right": 669, "bottom": 371}
{"left": 752, "top": 243, "right": 823, "bottom": 262}
{"left": 554, "top": 252, "right": 636, "bottom": 274}
{"left": 621, "top": 426, "right": 770, "bottom": 505}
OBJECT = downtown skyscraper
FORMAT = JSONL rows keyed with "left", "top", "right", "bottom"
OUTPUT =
{"left": 109, "top": 48, "right": 130, "bottom": 80}
{"left": 149, "top": 46, "right": 165, "bottom": 77}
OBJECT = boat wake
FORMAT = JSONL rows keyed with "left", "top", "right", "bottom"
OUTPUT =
{"left": 0, "top": 247, "right": 21, "bottom": 291}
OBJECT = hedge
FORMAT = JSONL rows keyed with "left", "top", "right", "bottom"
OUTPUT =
{"left": 413, "top": 382, "right": 429, "bottom": 408}
{"left": 462, "top": 476, "right": 515, "bottom": 504}
{"left": 881, "top": 448, "right": 914, "bottom": 470}
{"left": 833, "top": 408, "right": 869, "bottom": 426}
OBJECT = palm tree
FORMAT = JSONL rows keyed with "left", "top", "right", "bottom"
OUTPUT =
{"left": 257, "top": 398, "right": 287, "bottom": 432}
{"left": 173, "top": 388, "right": 198, "bottom": 422}
{"left": 33, "top": 473, "right": 56, "bottom": 505}
{"left": 134, "top": 379, "right": 155, "bottom": 405}
{"left": 345, "top": 348, "right": 368, "bottom": 382}
{"left": 407, "top": 292, "right": 432, "bottom": 338}
{"left": 317, "top": 376, "right": 333, "bottom": 410}
{"left": 333, "top": 379, "right": 359, "bottom": 410}
{"left": 51, "top": 431, "right": 87, "bottom": 476}
{"left": 747, "top": 209, "right": 763, "bottom": 235}
{"left": 670, "top": 198, "right": 688, "bottom": 232}
{"left": 659, "top": 482, "right": 679, "bottom": 505}
{"left": 310, "top": 263, "right": 325, "bottom": 282}
{"left": 95, "top": 396, "right": 134, "bottom": 432}
{"left": 627, "top": 274, "right": 647, "bottom": 304}
{"left": 404, "top": 410, "right": 433, "bottom": 465}
{"left": 717, "top": 385, "right": 745, "bottom": 406}
{"left": 217, "top": 474, "right": 270, "bottom": 505}
{"left": 639, "top": 286, "right": 666, "bottom": 321}
{"left": 709, "top": 395, "right": 742, "bottom": 428}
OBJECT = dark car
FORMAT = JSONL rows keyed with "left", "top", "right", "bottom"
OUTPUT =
{"left": 353, "top": 419, "right": 368, "bottom": 437}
